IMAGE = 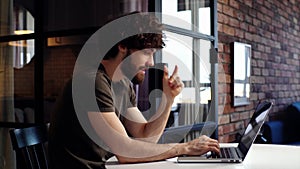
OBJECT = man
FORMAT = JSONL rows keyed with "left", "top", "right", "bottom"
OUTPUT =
{"left": 49, "top": 12, "right": 220, "bottom": 169}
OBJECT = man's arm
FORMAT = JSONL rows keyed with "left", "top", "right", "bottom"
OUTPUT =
{"left": 122, "top": 98, "right": 173, "bottom": 143}
{"left": 88, "top": 111, "right": 219, "bottom": 164}
{"left": 123, "top": 65, "right": 183, "bottom": 142}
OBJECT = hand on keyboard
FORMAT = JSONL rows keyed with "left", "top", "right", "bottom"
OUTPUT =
{"left": 206, "top": 151, "right": 220, "bottom": 158}
{"left": 181, "top": 135, "right": 220, "bottom": 156}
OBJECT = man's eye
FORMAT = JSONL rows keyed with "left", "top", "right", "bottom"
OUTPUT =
{"left": 144, "top": 51, "right": 152, "bottom": 55}
{"left": 143, "top": 49, "right": 156, "bottom": 56}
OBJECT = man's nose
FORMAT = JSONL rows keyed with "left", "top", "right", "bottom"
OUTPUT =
{"left": 146, "top": 56, "right": 154, "bottom": 67}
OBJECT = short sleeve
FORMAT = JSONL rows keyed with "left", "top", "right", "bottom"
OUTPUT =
{"left": 95, "top": 71, "right": 115, "bottom": 113}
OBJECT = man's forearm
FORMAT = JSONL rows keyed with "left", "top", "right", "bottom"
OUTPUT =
{"left": 116, "top": 142, "right": 184, "bottom": 164}
{"left": 142, "top": 97, "right": 174, "bottom": 142}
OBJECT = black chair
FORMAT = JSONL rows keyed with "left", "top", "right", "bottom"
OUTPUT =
{"left": 262, "top": 102, "right": 300, "bottom": 145}
{"left": 9, "top": 124, "right": 49, "bottom": 169}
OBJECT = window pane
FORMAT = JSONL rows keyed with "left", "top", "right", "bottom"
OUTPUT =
{"left": 198, "top": 6, "right": 211, "bottom": 35}
{"left": 162, "top": 0, "right": 192, "bottom": 30}
{"left": 162, "top": 0, "right": 211, "bottom": 35}
{"left": 198, "top": 39, "right": 212, "bottom": 104}
{"left": 162, "top": 31, "right": 193, "bottom": 82}
{"left": 161, "top": 31, "right": 213, "bottom": 129}
{"left": 0, "top": 35, "right": 84, "bottom": 123}
{"left": 162, "top": 31, "right": 212, "bottom": 104}
{"left": 0, "top": 0, "right": 34, "bottom": 36}
{"left": 9, "top": 40, "right": 35, "bottom": 69}
{"left": 0, "top": 40, "right": 34, "bottom": 123}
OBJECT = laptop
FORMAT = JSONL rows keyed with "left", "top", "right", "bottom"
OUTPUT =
{"left": 177, "top": 101, "right": 273, "bottom": 163}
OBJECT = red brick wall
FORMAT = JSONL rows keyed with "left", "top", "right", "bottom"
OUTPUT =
{"left": 217, "top": 0, "right": 300, "bottom": 142}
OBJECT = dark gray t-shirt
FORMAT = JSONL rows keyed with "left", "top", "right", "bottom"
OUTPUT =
{"left": 49, "top": 65, "right": 136, "bottom": 169}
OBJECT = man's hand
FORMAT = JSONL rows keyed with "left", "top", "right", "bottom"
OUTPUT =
{"left": 163, "top": 65, "right": 184, "bottom": 100}
{"left": 178, "top": 135, "right": 220, "bottom": 156}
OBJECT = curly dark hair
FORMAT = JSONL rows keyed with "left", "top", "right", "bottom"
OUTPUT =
{"left": 103, "top": 12, "right": 165, "bottom": 60}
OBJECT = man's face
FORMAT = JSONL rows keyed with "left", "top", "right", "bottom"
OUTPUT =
{"left": 121, "top": 48, "right": 156, "bottom": 84}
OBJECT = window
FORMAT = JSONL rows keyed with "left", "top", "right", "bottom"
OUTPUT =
{"left": 0, "top": 0, "right": 151, "bottom": 168}
{"left": 156, "top": 0, "right": 218, "bottom": 140}
{"left": 0, "top": 0, "right": 36, "bottom": 124}
{"left": 162, "top": 0, "right": 211, "bottom": 35}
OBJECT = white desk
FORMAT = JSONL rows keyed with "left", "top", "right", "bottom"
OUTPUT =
{"left": 106, "top": 144, "right": 300, "bottom": 169}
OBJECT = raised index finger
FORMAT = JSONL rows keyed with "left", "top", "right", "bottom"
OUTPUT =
{"left": 170, "top": 65, "right": 179, "bottom": 78}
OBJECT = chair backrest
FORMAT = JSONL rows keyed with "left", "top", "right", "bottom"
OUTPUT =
{"left": 9, "top": 124, "right": 49, "bottom": 169}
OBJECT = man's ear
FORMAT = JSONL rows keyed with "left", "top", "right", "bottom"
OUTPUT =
{"left": 118, "top": 44, "right": 127, "bottom": 54}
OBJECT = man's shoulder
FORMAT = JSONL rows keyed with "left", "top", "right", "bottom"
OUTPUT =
{"left": 95, "top": 69, "right": 111, "bottom": 86}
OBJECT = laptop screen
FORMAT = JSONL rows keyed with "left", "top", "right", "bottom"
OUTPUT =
{"left": 237, "top": 101, "right": 272, "bottom": 157}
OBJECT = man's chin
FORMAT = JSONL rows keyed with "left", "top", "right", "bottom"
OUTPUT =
{"left": 131, "top": 75, "right": 145, "bottom": 85}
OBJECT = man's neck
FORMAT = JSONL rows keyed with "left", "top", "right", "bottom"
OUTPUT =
{"left": 101, "top": 58, "right": 124, "bottom": 82}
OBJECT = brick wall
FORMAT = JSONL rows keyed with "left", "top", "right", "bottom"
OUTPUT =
{"left": 14, "top": 46, "right": 77, "bottom": 98}
{"left": 43, "top": 47, "right": 77, "bottom": 97}
{"left": 217, "top": 0, "right": 300, "bottom": 142}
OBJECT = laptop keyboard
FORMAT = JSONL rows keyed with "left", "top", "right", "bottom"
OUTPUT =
{"left": 221, "top": 148, "right": 233, "bottom": 158}
{"left": 210, "top": 147, "right": 237, "bottom": 158}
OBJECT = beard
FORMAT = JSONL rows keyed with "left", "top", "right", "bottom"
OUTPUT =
{"left": 131, "top": 71, "right": 145, "bottom": 85}
{"left": 121, "top": 51, "right": 146, "bottom": 85}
